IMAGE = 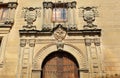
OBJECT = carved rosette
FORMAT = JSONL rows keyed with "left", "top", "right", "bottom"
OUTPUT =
{"left": 54, "top": 27, "right": 67, "bottom": 42}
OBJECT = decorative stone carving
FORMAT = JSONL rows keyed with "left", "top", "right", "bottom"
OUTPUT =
{"left": 80, "top": 7, "right": 98, "bottom": 29}
{"left": 20, "top": 39, "right": 26, "bottom": 47}
{"left": 43, "top": 2, "right": 48, "bottom": 8}
{"left": 8, "top": 2, "right": 18, "bottom": 9}
{"left": 94, "top": 38, "right": 100, "bottom": 46}
{"left": 43, "top": 2, "right": 53, "bottom": 9}
{"left": 56, "top": 41, "right": 64, "bottom": 50}
{"left": 68, "top": 24, "right": 77, "bottom": 30}
{"left": 84, "top": 38, "right": 91, "bottom": 46}
{"left": 71, "top": 1, "right": 77, "bottom": 8}
{"left": 22, "top": 7, "right": 41, "bottom": 29}
{"left": 29, "top": 39, "right": 36, "bottom": 47}
{"left": 54, "top": 25, "right": 67, "bottom": 42}
{"left": 67, "top": 2, "right": 72, "bottom": 8}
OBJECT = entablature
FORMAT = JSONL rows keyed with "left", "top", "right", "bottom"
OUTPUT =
{"left": 19, "top": 29, "right": 101, "bottom": 37}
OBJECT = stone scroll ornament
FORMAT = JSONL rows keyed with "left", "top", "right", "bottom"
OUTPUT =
{"left": 22, "top": 7, "right": 41, "bottom": 29}
{"left": 79, "top": 7, "right": 98, "bottom": 29}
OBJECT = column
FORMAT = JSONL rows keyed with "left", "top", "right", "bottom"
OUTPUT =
{"left": 42, "top": 2, "right": 52, "bottom": 30}
{"left": 68, "top": 1, "right": 77, "bottom": 30}
{"left": 90, "top": 42, "right": 99, "bottom": 78}
{"left": 8, "top": 2, "right": 17, "bottom": 24}
{"left": 68, "top": 2, "right": 72, "bottom": 29}
{"left": 29, "top": 39, "right": 36, "bottom": 78}
{"left": 47, "top": 2, "right": 52, "bottom": 29}
{"left": 17, "top": 39, "right": 26, "bottom": 78}
{"left": 0, "top": 35, "right": 9, "bottom": 67}
{"left": 94, "top": 38, "right": 104, "bottom": 77}
{"left": 72, "top": 1, "right": 77, "bottom": 29}
{"left": 42, "top": 2, "right": 47, "bottom": 29}
{"left": 17, "top": 38, "right": 36, "bottom": 78}
{"left": 85, "top": 38, "right": 92, "bottom": 78}
{"left": 85, "top": 37, "right": 102, "bottom": 78}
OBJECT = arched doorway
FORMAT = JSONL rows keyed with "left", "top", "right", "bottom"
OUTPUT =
{"left": 41, "top": 50, "right": 79, "bottom": 78}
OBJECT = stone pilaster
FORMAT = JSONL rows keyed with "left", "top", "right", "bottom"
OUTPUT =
{"left": 85, "top": 37, "right": 103, "bottom": 78}
{"left": 17, "top": 38, "right": 36, "bottom": 78}
{"left": 85, "top": 38, "right": 92, "bottom": 78}
{"left": 7, "top": 2, "right": 18, "bottom": 24}
{"left": 68, "top": 1, "right": 77, "bottom": 30}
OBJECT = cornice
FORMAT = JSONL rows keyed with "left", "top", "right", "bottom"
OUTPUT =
{"left": 19, "top": 29, "right": 101, "bottom": 37}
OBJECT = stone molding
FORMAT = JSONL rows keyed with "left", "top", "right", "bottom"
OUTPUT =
{"left": 32, "top": 43, "right": 88, "bottom": 70}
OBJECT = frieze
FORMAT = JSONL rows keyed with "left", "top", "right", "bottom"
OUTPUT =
{"left": 34, "top": 39, "right": 85, "bottom": 44}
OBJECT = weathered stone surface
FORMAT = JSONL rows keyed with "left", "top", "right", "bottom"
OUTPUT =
{"left": 0, "top": 0, "right": 120, "bottom": 78}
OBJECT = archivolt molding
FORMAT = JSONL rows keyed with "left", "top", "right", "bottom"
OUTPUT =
{"left": 32, "top": 43, "right": 87, "bottom": 70}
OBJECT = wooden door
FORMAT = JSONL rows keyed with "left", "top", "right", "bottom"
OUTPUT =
{"left": 42, "top": 51, "right": 79, "bottom": 78}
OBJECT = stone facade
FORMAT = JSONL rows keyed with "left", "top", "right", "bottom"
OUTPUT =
{"left": 0, "top": 0, "right": 120, "bottom": 78}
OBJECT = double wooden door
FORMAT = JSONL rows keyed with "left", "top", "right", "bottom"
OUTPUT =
{"left": 42, "top": 51, "right": 79, "bottom": 78}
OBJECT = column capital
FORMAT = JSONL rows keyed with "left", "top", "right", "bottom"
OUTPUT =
{"left": 29, "top": 39, "right": 36, "bottom": 47}
{"left": 20, "top": 39, "right": 26, "bottom": 47}
{"left": 8, "top": 2, "right": 18, "bottom": 9}
{"left": 85, "top": 38, "right": 91, "bottom": 46}
{"left": 94, "top": 38, "right": 100, "bottom": 46}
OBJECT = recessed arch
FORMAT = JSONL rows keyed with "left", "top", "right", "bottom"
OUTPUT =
{"left": 41, "top": 50, "right": 80, "bottom": 78}
{"left": 41, "top": 50, "right": 79, "bottom": 68}
{"left": 33, "top": 43, "right": 87, "bottom": 70}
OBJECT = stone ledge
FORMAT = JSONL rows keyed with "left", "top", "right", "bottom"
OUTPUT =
{"left": 19, "top": 29, "right": 101, "bottom": 37}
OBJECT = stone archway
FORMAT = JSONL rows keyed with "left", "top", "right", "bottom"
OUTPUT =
{"left": 32, "top": 44, "right": 88, "bottom": 78}
{"left": 41, "top": 50, "right": 79, "bottom": 78}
